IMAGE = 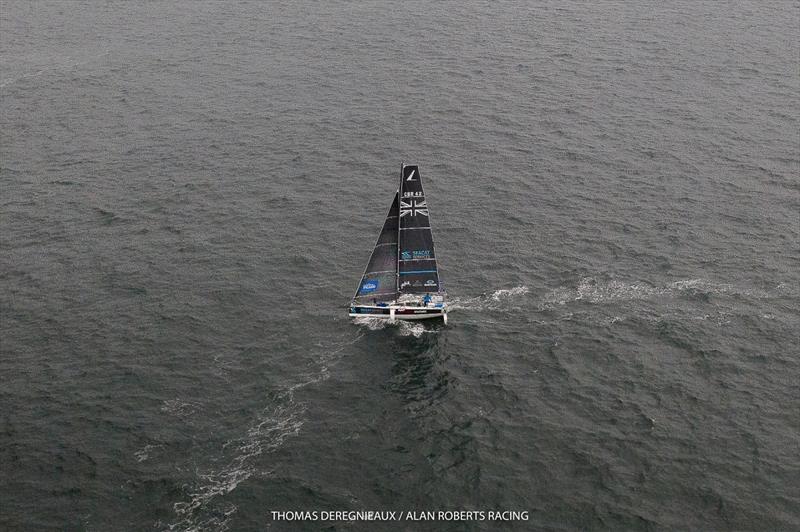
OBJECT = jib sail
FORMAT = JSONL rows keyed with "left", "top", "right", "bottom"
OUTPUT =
{"left": 353, "top": 193, "right": 399, "bottom": 302}
{"left": 398, "top": 165, "right": 441, "bottom": 294}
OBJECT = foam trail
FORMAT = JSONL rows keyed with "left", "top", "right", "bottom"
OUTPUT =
{"left": 491, "top": 286, "right": 530, "bottom": 300}
{"left": 352, "top": 316, "right": 391, "bottom": 331}
{"left": 396, "top": 321, "right": 430, "bottom": 338}
{"left": 163, "top": 331, "right": 364, "bottom": 532}
{"left": 134, "top": 444, "right": 163, "bottom": 463}
{"left": 447, "top": 285, "right": 530, "bottom": 311}
{"left": 352, "top": 316, "right": 437, "bottom": 337}
{"left": 539, "top": 277, "right": 777, "bottom": 310}
{"left": 168, "top": 396, "right": 304, "bottom": 531}
{"left": 160, "top": 399, "right": 201, "bottom": 418}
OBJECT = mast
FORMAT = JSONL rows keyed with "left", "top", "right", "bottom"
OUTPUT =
{"left": 396, "top": 161, "right": 403, "bottom": 300}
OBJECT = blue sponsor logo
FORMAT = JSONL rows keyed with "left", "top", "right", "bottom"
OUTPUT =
{"left": 360, "top": 280, "right": 379, "bottom": 293}
{"left": 401, "top": 250, "right": 431, "bottom": 260}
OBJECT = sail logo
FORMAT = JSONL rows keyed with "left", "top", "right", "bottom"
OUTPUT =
{"left": 400, "top": 281, "right": 411, "bottom": 289}
{"left": 400, "top": 249, "right": 430, "bottom": 260}
{"left": 405, "top": 168, "right": 417, "bottom": 181}
{"left": 400, "top": 199, "right": 428, "bottom": 218}
{"left": 424, "top": 280, "right": 437, "bottom": 287}
{"left": 360, "top": 280, "right": 379, "bottom": 293}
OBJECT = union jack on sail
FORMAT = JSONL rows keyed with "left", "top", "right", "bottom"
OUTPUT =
{"left": 400, "top": 199, "right": 428, "bottom": 218}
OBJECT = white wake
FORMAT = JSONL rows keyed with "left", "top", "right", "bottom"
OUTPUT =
{"left": 162, "top": 332, "right": 363, "bottom": 532}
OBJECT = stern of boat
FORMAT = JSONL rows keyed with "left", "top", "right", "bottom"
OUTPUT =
{"left": 349, "top": 302, "right": 447, "bottom": 322}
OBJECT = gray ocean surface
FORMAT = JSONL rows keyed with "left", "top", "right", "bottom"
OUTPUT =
{"left": 2, "top": 1, "right": 799, "bottom": 530}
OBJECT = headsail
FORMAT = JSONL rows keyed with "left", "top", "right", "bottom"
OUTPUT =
{"left": 353, "top": 193, "right": 399, "bottom": 302}
{"left": 398, "top": 165, "right": 441, "bottom": 294}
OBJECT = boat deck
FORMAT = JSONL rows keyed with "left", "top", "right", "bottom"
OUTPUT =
{"left": 350, "top": 294, "right": 447, "bottom": 321}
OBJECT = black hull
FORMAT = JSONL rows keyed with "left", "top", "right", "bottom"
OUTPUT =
{"left": 349, "top": 305, "right": 445, "bottom": 320}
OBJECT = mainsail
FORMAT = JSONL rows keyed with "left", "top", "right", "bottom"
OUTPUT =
{"left": 398, "top": 165, "right": 441, "bottom": 294}
{"left": 353, "top": 193, "right": 399, "bottom": 302}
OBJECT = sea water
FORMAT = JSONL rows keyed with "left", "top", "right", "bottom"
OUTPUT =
{"left": 1, "top": 1, "right": 798, "bottom": 530}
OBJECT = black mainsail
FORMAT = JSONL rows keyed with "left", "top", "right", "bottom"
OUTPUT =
{"left": 353, "top": 193, "right": 399, "bottom": 303}
{"left": 397, "top": 164, "right": 441, "bottom": 295}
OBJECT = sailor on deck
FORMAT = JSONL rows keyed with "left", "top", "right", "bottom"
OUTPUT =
{"left": 422, "top": 293, "right": 432, "bottom": 307}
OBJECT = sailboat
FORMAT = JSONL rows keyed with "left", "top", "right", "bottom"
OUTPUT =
{"left": 349, "top": 164, "right": 447, "bottom": 323}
